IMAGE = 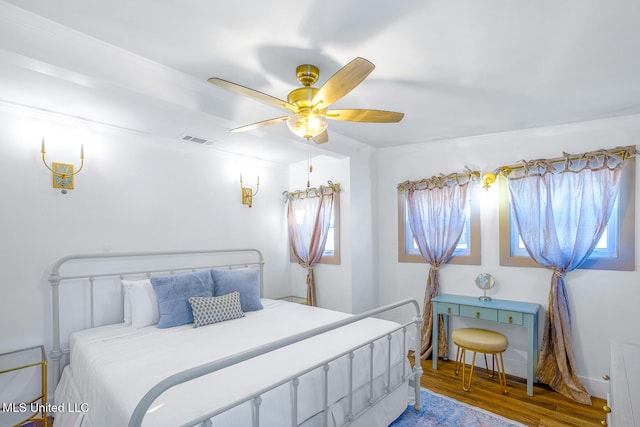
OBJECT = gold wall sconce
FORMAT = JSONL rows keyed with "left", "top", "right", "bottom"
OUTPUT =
{"left": 240, "top": 174, "right": 259, "bottom": 207}
{"left": 482, "top": 172, "right": 496, "bottom": 190}
{"left": 41, "top": 138, "right": 85, "bottom": 194}
{"left": 481, "top": 167, "right": 511, "bottom": 190}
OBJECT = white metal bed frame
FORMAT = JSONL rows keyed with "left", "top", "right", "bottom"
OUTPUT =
{"left": 48, "top": 248, "right": 423, "bottom": 427}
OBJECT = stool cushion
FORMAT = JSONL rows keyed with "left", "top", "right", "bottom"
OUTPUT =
{"left": 452, "top": 328, "right": 508, "bottom": 352}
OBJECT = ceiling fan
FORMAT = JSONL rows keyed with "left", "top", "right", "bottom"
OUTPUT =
{"left": 208, "top": 57, "right": 404, "bottom": 144}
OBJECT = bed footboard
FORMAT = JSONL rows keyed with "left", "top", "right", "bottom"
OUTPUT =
{"left": 128, "top": 298, "right": 423, "bottom": 427}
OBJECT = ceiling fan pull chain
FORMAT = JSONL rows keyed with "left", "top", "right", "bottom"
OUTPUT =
{"left": 307, "top": 140, "right": 313, "bottom": 188}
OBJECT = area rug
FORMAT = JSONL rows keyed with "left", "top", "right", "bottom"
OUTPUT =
{"left": 389, "top": 388, "right": 526, "bottom": 427}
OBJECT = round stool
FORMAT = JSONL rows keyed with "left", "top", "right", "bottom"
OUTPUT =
{"left": 452, "top": 327, "right": 508, "bottom": 394}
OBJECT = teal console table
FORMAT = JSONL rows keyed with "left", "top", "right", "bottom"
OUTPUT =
{"left": 431, "top": 294, "right": 540, "bottom": 396}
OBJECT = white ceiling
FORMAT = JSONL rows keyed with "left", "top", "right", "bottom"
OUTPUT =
{"left": 2, "top": 0, "right": 640, "bottom": 164}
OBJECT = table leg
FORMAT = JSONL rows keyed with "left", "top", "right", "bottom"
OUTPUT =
{"left": 432, "top": 303, "right": 439, "bottom": 370}
{"left": 526, "top": 313, "right": 537, "bottom": 396}
{"left": 442, "top": 314, "right": 449, "bottom": 361}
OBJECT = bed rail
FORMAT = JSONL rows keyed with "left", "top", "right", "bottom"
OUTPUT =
{"left": 128, "top": 298, "right": 423, "bottom": 427}
{"left": 48, "top": 248, "right": 264, "bottom": 390}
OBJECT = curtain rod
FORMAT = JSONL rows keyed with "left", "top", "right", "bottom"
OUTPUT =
{"left": 283, "top": 181, "right": 340, "bottom": 199}
{"left": 494, "top": 145, "right": 637, "bottom": 175}
{"left": 397, "top": 168, "right": 479, "bottom": 191}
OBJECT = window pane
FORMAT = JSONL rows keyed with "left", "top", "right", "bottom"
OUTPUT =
{"left": 454, "top": 200, "right": 472, "bottom": 255}
{"left": 404, "top": 197, "right": 472, "bottom": 256}
{"left": 323, "top": 208, "right": 335, "bottom": 256}
{"left": 320, "top": 191, "right": 341, "bottom": 264}
{"left": 595, "top": 228, "right": 608, "bottom": 249}
{"left": 398, "top": 187, "right": 480, "bottom": 265}
{"left": 510, "top": 198, "right": 618, "bottom": 259}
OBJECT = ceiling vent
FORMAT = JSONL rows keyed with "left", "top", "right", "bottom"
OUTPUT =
{"left": 180, "top": 134, "right": 215, "bottom": 145}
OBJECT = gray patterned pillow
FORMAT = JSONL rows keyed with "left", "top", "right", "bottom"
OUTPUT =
{"left": 188, "top": 291, "right": 245, "bottom": 327}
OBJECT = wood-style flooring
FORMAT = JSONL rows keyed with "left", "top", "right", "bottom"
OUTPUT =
{"left": 419, "top": 358, "right": 609, "bottom": 426}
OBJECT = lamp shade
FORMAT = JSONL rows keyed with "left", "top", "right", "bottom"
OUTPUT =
{"left": 286, "top": 111, "right": 328, "bottom": 139}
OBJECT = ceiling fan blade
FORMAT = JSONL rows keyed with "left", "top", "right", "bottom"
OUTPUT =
{"left": 312, "top": 130, "right": 329, "bottom": 144}
{"left": 312, "top": 57, "right": 375, "bottom": 108}
{"left": 326, "top": 109, "right": 404, "bottom": 123}
{"left": 208, "top": 77, "right": 297, "bottom": 112}
{"left": 230, "top": 116, "right": 289, "bottom": 133}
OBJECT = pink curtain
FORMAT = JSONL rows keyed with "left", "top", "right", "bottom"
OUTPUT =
{"left": 505, "top": 148, "right": 630, "bottom": 404}
{"left": 286, "top": 184, "right": 337, "bottom": 307}
{"left": 401, "top": 175, "right": 472, "bottom": 360}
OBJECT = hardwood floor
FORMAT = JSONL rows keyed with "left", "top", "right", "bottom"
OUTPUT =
{"left": 419, "top": 359, "right": 608, "bottom": 426}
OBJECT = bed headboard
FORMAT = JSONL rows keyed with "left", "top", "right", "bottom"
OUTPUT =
{"left": 48, "top": 248, "right": 264, "bottom": 386}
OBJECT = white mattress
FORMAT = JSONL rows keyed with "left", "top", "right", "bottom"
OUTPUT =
{"left": 54, "top": 299, "right": 410, "bottom": 427}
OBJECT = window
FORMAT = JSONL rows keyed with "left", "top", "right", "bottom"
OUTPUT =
{"left": 322, "top": 203, "right": 337, "bottom": 258}
{"left": 398, "top": 188, "right": 481, "bottom": 265}
{"left": 290, "top": 190, "right": 340, "bottom": 265}
{"left": 499, "top": 157, "right": 635, "bottom": 270}
{"left": 509, "top": 202, "right": 618, "bottom": 259}
{"left": 319, "top": 192, "right": 339, "bottom": 263}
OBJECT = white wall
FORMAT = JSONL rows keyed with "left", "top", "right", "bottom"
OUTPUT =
{"left": 375, "top": 114, "right": 640, "bottom": 399}
{"left": 347, "top": 145, "right": 379, "bottom": 314}
{"left": 0, "top": 106, "right": 290, "bottom": 358}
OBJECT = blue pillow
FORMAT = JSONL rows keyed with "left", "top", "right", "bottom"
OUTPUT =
{"left": 211, "top": 267, "right": 263, "bottom": 312}
{"left": 151, "top": 270, "right": 214, "bottom": 328}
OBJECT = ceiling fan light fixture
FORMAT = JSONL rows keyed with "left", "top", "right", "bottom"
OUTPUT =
{"left": 286, "top": 111, "right": 328, "bottom": 139}
{"left": 208, "top": 57, "right": 403, "bottom": 143}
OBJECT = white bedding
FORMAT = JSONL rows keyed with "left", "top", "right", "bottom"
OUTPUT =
{"left": 54, "top": 299, "right": 410, "bottom": 427}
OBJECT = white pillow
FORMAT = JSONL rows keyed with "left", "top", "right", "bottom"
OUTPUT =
{"left": 123, "top": 288, "right": 132, "bottom": 325}
{"left": 121, "top": 279, "right": 160, "bottom": 328}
